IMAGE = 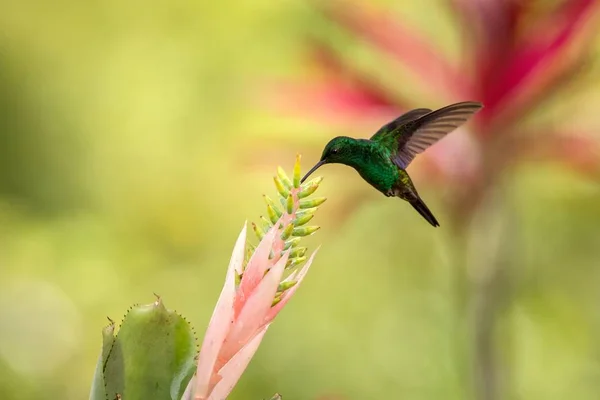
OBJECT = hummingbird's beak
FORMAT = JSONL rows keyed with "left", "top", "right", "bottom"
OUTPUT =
{"left": 301, "top": 160, "right": 326, "bottom": 183}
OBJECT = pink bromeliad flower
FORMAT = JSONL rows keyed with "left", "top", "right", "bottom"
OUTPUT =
{"left": 183, "top": 155, "right": 325, "bottom": 400}
{"left": 251, "top": 0, "right": 600, "bottom": 225}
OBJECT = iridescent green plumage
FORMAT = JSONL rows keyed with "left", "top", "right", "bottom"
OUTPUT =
{"left": 301, "top": 101, "right": 483, "bottom": 227}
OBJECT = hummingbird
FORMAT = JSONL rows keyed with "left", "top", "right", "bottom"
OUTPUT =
{"left": 300, "top": 101, "right": 483, "bottom": 227}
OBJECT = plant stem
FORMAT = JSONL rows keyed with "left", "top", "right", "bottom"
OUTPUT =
{"left": 467, "top": 186, "right": 515, "bottom": 400}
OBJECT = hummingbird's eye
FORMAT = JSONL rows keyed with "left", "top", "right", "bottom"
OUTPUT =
{"left": 331, "top": 148, "right": 339, "bottom": 154}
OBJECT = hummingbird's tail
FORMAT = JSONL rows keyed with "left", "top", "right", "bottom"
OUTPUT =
{"left": 409, "top": 197, "right": 440, "bottom": 227}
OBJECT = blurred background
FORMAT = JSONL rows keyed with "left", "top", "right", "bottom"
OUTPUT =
{"left": 1, "top": 0, "right": 600, "bottom": 399}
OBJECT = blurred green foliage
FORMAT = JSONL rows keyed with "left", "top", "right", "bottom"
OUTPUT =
{"left": 0, "top": 1, "right": 600, "bottom": 399}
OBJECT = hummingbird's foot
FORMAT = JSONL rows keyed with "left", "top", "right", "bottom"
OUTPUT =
{"left": 384, "top": 190, "right": 394, "bottom": 197}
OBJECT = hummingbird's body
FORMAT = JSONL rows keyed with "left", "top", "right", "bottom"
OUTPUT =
{"left": 301, "top": 101, "right": 483, "bottom": 227}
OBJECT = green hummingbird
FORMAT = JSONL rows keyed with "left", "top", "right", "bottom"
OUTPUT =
{"left": 301, "top": 101, "right": 483, "bottom": 227}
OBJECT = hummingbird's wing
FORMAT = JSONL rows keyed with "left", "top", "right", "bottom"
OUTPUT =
{"left": 370, "top": 108, "right": 432, "bottom": 149}
{"left": 375, "top": 101, "right": 482, "bottom": 169}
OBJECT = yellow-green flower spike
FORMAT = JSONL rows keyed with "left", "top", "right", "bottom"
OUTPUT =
{"left": 283, "top": 237, "right": 301, "bottom": 250}
{"left": 281, "top": 224, "right": 294, "bottom": 241}
{"left": 298, "top": 178, "right": 322, "bottom": 199}
{"left": 293, "top": 213, "right": 314, "bottom": 227}
{"left": 299, "top": 197, "right": 327, "bottom": 209}
{"left": 293, "top": 154, "right": 302, "bottom": 188}
{"left": 292, "top": 226, "right": 320, "bottom": 237}
{"left": 277, "top": 166, "right": 292, "bottom": 190}
{"left": 273, "top": 176, "right": 289, "bottom": 199}
{"left": 263, "top": 195, "right": 282, "bottom": 218}
{"left": 286, "top": 194, "right": 294, "bottom": 215}
{"left": 251, "top": 157, "right": 325, "bottom": 304}
{"left": 277, "top": 281, "right": 297, "bottom": 292}
{"left": 290, "top": 246, "right": 307, "bottom": 258}
{"left": 251, "top": 222, "right": 264, "bottom": 240}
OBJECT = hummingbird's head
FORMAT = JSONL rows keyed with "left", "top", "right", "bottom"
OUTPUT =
{"left": 301, "top": 136, "right": 356, "bottom": 183}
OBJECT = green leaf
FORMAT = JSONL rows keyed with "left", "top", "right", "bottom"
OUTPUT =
{"left": 100, "top": 298, "right": 197, "bottom": 400}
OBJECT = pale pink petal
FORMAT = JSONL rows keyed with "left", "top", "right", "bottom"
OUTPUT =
{"left": 269, "top": 225, "right": 288, "bottom": 257}
{"left": 221, "top": 252, "right": 288, "bottom": 361}
{"left": 234, "top": 225, "right": 278, "bottom": 316}
{"left": 264, "top": 248, "right": 319, "bottom": 324}
{"left": 194, "top": 223, "right": 247, "bottom": 398}
{"left": 207, "top": 325, "right": 270, "bottom": 400}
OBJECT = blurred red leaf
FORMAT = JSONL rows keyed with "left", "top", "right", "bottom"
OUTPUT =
{"left": 315, "top": 0, "right": 471, "bottom": 99}
{"left": 267, "top": 42, "right": 405, "bottom": 126}
{"left": 476, "top": 0, "right": 600, "bottom": 127}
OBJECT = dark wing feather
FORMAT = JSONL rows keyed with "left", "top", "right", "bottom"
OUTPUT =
{"left": 393, "top": 101, "right": 483, "bottom": 168}
{"left": 370, "top": 108, "right": 432, "bottom": 149}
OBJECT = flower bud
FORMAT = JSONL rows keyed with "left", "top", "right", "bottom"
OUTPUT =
{"left": 273, "top": 176, "right": 289, "bottom": 198}
{"left": 293, "top": 154, "right": 302, "bottom": 188}
{"left": 299, "top": 197, "right": 327, "bottom": 209}
{"left": 292, "top": 226, "right": 320, "bottom": 237}
{"left": 280, "top": 224, "right": 294, "bottom": 241}
{"left": 293, "top": 213, "right": 314, "bottom": 226}
{"left": 286, "top": 194, "right": 294, "bottom": 214}
{"left": 263, "top": 195, "right": 282, "bottom": 218}
{"left": 277, "top": 166, "right": 292, "bottom": 189}
{"left": 277, "top": 281, "right": 298, "bottom": 292}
